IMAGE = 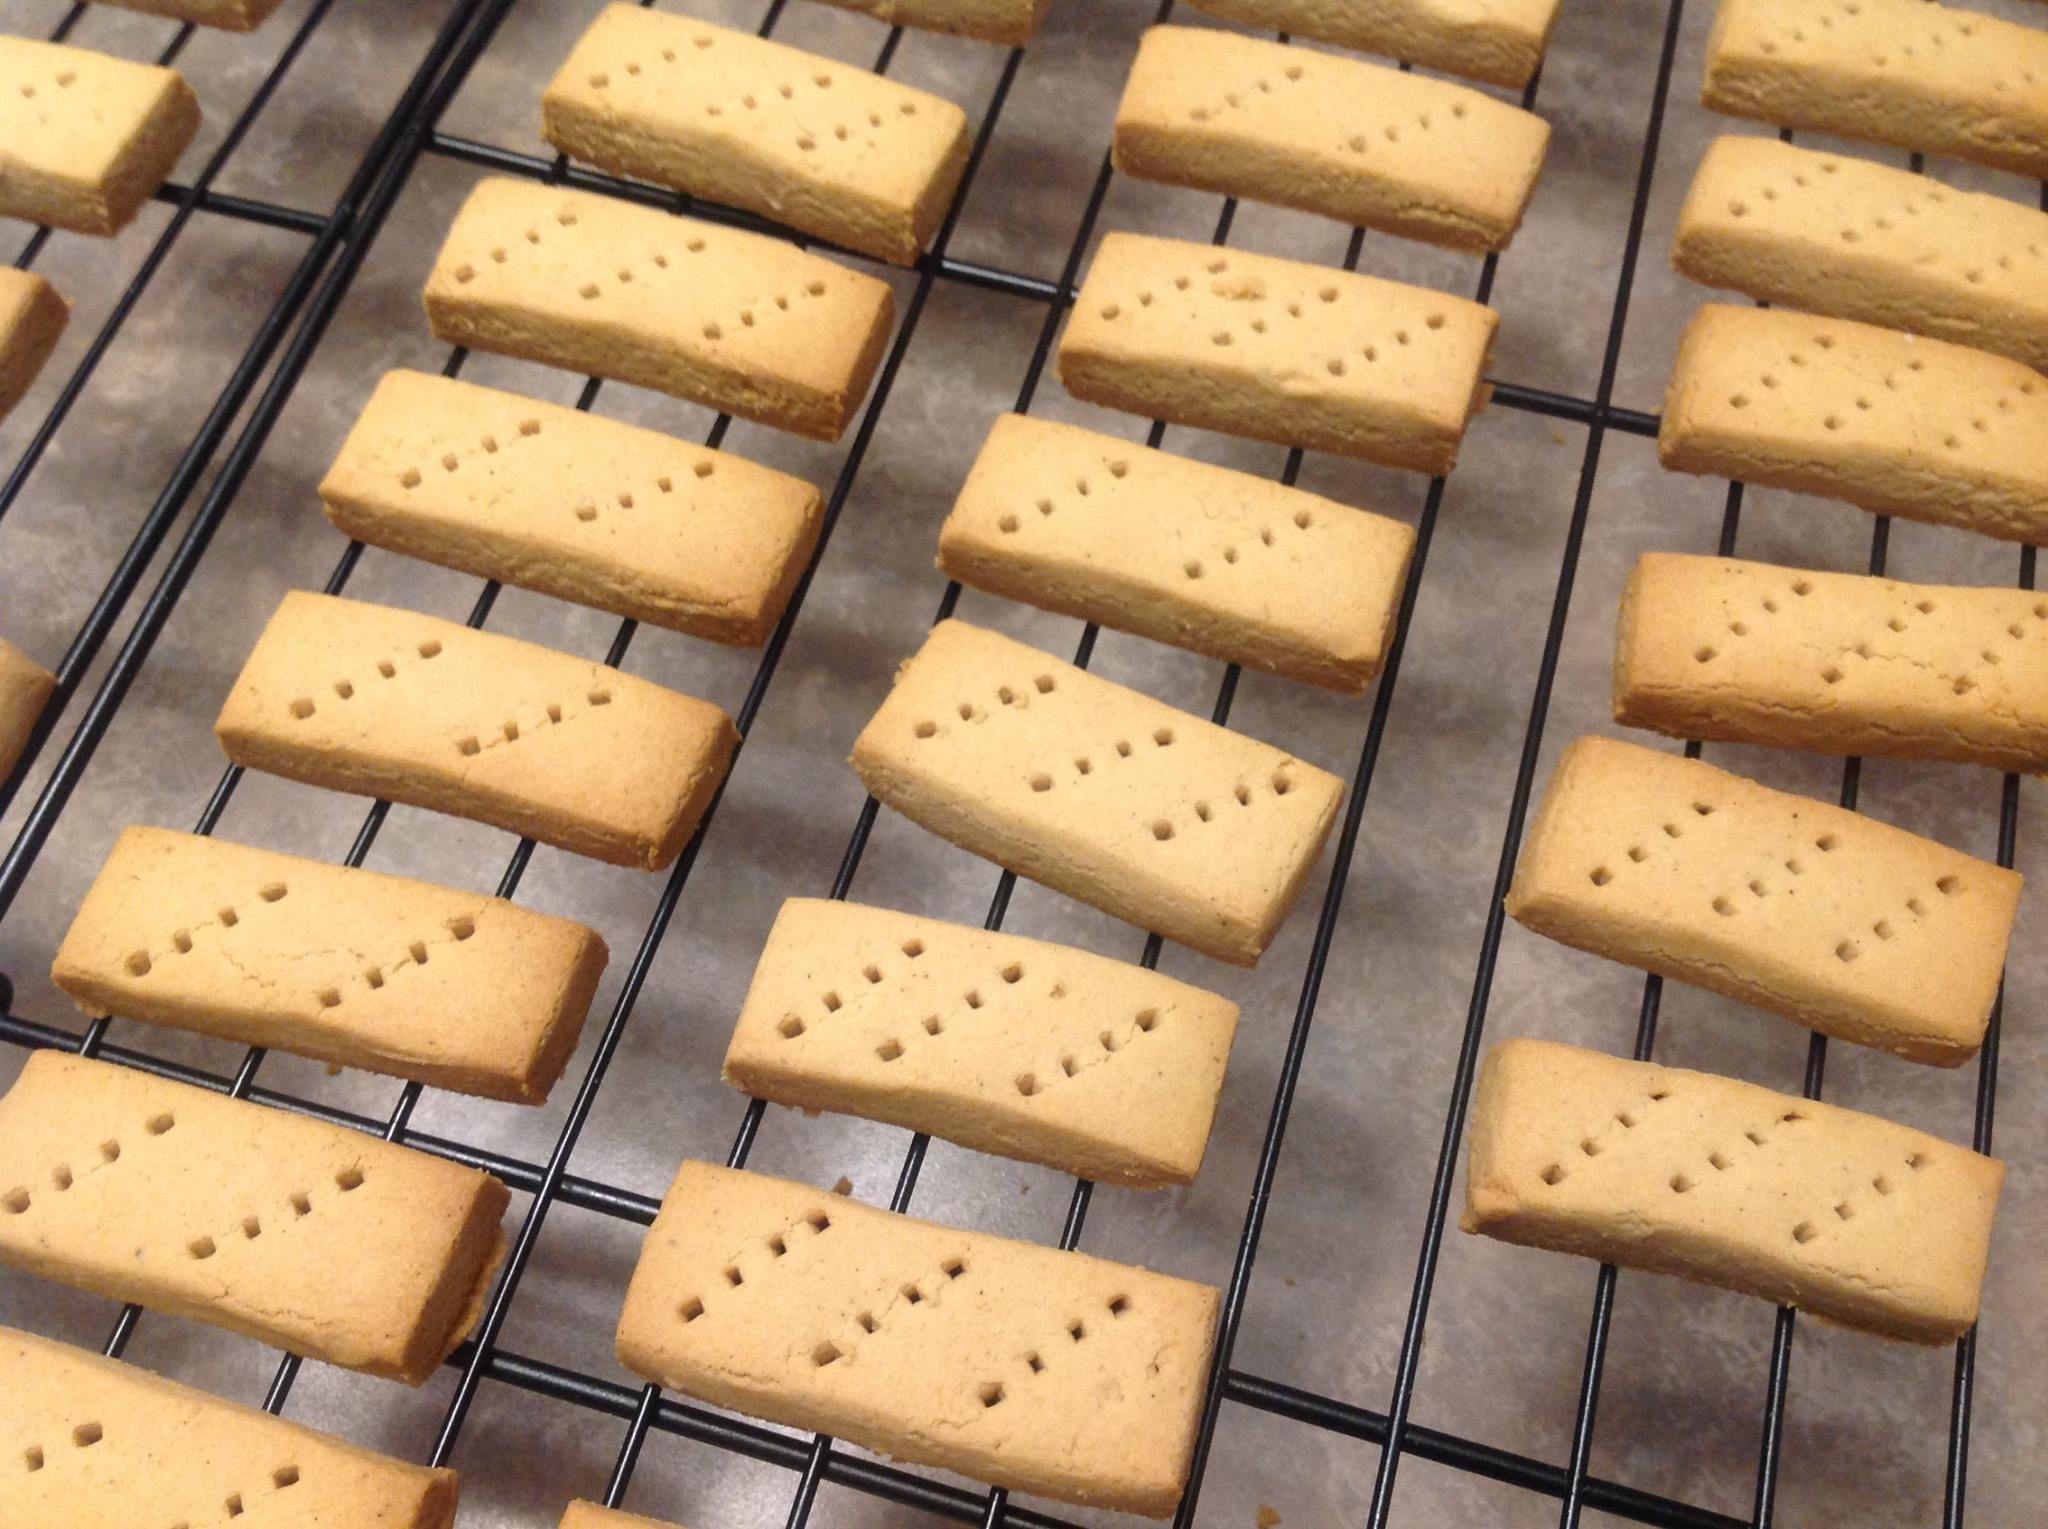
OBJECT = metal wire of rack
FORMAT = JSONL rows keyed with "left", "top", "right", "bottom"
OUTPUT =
{"left": 0, "top": 0, "right": 2036, "bottom": 1525}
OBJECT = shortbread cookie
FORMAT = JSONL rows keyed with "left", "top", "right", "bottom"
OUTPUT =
{"left": 1616, "top": 554, "right": 2048, "bottom": 775}
{"left": 1113, "top": 27, "right": 1550, "bottom": 254}
{"left": 87, "top": 0, "right": 287, "bottom": 26}
{"left": 543, "top": 8, "right": 971, "bottom": 267}
{"left": 0, "top": 269, "right": 68, "bottom": 423}
{"left": 562, "top": 1503, "right": 683, "bottom": 1529}
{"left": 0, "top": 1052, "right": 508, "bottom": 1383}
{"left": 1672, "top": 136, "right": 2048, "bottom": 372}
{"left": 320, "top": 371, "right": 823, "bottom": 646}
{"left": 214, "top": 592, "right": 738, "bottom": 871}
{"left": 849, "top": 619, "right": 1343, "bottom": 966}
{"left": 1702, "top": 0, "right": 2048, "bottom": 181}
{"left": 423, "top": 178, "right": 894, "bottom": 442}
{"left": 0, "top": 637, "right": 56, "bottom": 785}
{"left": 0, "top": 38, "right": 201, "bottom": 236}
{"left": 0, "top": 1325, "right": 460, "bottom": 1527}
{"left": 52, "top": 826, "right": 609, "bottom": 1104}
{"left": 1660, "top": 305, "right": 2048, "bottom": 546}
{"left": 723, "top": 898, "right": 1241, "bottom": 1186}
{"left": 1463, "top": 1038, "right": 2004, "bottom": 1343}
{"left": 616, "top": 1161, "right": 1220, "bottom": 1517}
{"left": 802, "top": 0, "right": 1050, "bottom": 44}
{"left": 1506, "top": 736, "right": 2022, "bottom": 1065}
{"left": 938, "top": 414, "right": 1415, "bottom": 692}
{"left": 1182, "top": 0, "right": 1562, "bottom": 87}
{"left": 1057, "top": 233, "right": 1495, "bottom": 473}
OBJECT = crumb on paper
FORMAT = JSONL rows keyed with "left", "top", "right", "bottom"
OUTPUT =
{"left": 1258, "top": 1506, "right": 1281, "bottom": 1528}
{"left": 832, "top": 1176, "right": 853, "bottom": 1196}
{"left": 1284, "top": 1276, "right": 1296, "bottom": 1289}
{"left": 1551, "top": 429, "right": 1567, "bottom": 447}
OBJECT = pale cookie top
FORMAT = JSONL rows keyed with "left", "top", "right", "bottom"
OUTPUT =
{"left": 858, "top": 619, "right": 1345, "bottom": 941}
{"left": 0, "top": 37, "right": 191, "bottom": 192}
{"left": 618, "top": 1161, "right": 1219, "bottom": 1511}
{"left": 1708, "top": 0, "right": 2048, "bottom": 126}
{"left": 1064, "top": 232, "right": 1497, "bottom": 431}
{"left": 0, "top": 1051, "right": 505, "bottom": 1377}
{"left": 215, "top": 590, "right": 733, "bottom": 850}
{"left": 944, "top": 414, "right": 1415, "bottom": 678}
{"left": 1467, "top": 1037, "right": 2003, "bottom": 1332}
{"left": 1514, "top": 735, "right": 2021, "bottom": 1052}
{"left": 1118, "top": 26, "right": 1550, "bottom": 240}
{"left": 1666, "top": 304, "right": 2048, "bottom": 487}
{"left": 321, "top": 368, "right": 821, "bottom": 611}
{"left": 1620, "top": 553, "right": 2048, "bottom": 744}
{"left": 545, "top": 6, "right": 968, "bottom": 212}
{"left": 425, "top": 178, "right": 893, "bottom": 401}
{"left": 51, "top": 825, "right": 602, "bottom": 1088}
{"left": 1680, "top": 136, "right": 2048, "bottom": 312}
{"left": 1, "top": 1326, "right": 458, "bottom": 1529}
{"left": 725, "top": 897, "right": 1239, "bottom": 1183}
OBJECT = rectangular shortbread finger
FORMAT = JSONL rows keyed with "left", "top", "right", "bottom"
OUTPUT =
{"left": 1672, "top": 136, "right": 2048, "bottom": 372}
{"left": 51, "top": 826, "right": 609, "bottom": 1104}
{"left": 1702, "top": 0, "right": 2048, "bottom": 181}
{"left": 723, "top": 898, "right": 1241, "bottom": 1187}
{"left": 1659, "top": 305, "right": 2048, "bottom": 546}
{"left": 801, "top": 0, "right": 1051, "bottom": 45}
{"left": 213, "top": 592, "right": 738, "bottom": 871}
{"left": 616, "top": 1161, "right": 1221, "bottom": 1517}
{"left": 320, "top": 370, "right": 824, "bottom": 646}
{"left": 563, "top": 1504, "right": 685, "bottom": 1529}
{"left": 1506, "top": 736, "right": 2022, "bottom": 1065}
{"left": 849, "top": 620, "right": 1344, "bottom": 966}
{"left": 1113, "top": 27, "right": 1550, "bottom": 254}
{"left": 87, "top": 0, "right": 288, "bottom": 27}
{"left": 1616, "top": 554, "right": 2048, "bottom": 775}
{"left": 0, "top": 637, "right": 57, "bottom": 785}
{"left": 0, "top": 269, "right": 68, "bottom": 423}
{"left": 543, "top": 7, "right": 970, "bottom": 267}
{"left": 0, "top": 38, "right": 201, "bottom": 236}
{"left": 423, "top": 178, "right": 894, "bottom": 443}
{"left": 0, "top": 1051, "right": 510, "bottom": 1383}
{"left": 938, "top": 414, "right": 1415, "bottom": 692}
{"left": 1182, "top": 0, "right": 1562, "bottom": 88}
{"left": 1462, "top": 1038, "right": 2004, "bottom": 1343}
{"left": 1057, "top": 233, "right": 1496, "bottom": 473}
{"left": 0, "top": 1326, "right": 459, "bottom": 1528}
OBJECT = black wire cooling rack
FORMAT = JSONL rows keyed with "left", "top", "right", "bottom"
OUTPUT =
{"left": 0, "top": 0, "right": 2036, "bottom": 1525}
